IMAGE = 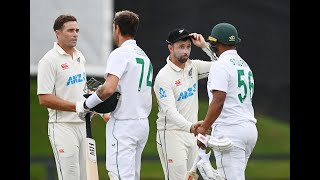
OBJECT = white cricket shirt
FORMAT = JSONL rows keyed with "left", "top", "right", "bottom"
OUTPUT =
{"left": 154, "top": 57, "right": 212, "bottom": 132}
{"left": 37, "top": 42, "right": 87, "bottom": 123}
{"left": 207, "top": 50, "right": 256, "bottom": 125}
{"left": 105, "top": 40, "right": 152, "bottom": 119}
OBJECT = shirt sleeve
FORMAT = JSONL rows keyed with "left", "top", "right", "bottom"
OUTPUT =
{"left": 192, "top": 60, "right": 212, "bottom": 80}
{"left": 105, "top": 50, "right": 128, "bottom": 79}
{"left": 208, "top": 62, "right": 229, "bottom": 93}
{"left": 154, "top": 75, "right": 193, "bottom": 132}
{"left": 201, "top": 42, "right": 217, "bottom": 61}
{"left": 37, "top": 59, "right": 56, "bottom": 95}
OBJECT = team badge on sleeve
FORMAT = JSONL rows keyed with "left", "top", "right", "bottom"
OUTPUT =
{"left": 159, "top": 87, "right": 167, "bottom": 99}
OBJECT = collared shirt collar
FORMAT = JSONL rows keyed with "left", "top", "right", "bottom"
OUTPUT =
{"left": 54, "top": 42, "right": 79, "bottom": 57}
{"left": 218, "top": 49, "right": 237, "bottom": 59}
{"left": 121, "top": 39, "right": 136, "bottom": 47}
{"left": 166, "top": 56, "right": 191, "bottom": 72}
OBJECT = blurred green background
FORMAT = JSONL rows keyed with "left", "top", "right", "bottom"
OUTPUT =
{"left": 30, "top": 79, "right": 290, "bottom": 179}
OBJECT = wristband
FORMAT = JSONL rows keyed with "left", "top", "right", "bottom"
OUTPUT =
{"left": 85, "top": 91, "right": 103, "bottom": 109}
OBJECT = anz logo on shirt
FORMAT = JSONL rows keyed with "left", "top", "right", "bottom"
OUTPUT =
{"left": 66, "top": 72, "right": 86, "bottom": 86}
{"left": 177, "top": 83, "right": 197, "bottom": 102}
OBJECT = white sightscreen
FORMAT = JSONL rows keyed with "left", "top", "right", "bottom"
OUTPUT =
{"left": 30, "top": 0, "right": 113, "bottom": 77}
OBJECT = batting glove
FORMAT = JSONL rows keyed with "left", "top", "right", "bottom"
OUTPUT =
{"left": 207, "top": 135, "right": 233, "bottom": 152}
{"left": 76, "top": 100, "right": 90, "bottom": 121}
{"left": 197, "top": 133, "right": 209, "bottom": 147}
{"left": 197, "top": 150, "right": 225, "bottom": 180}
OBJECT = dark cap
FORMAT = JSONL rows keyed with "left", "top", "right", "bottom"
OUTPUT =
{"left": 166, "top": 28, "right": 192, "bottom": 44}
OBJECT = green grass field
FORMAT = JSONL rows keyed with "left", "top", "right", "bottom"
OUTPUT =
{"left": 30, "top": 79, "right": 290, "bottom": 179}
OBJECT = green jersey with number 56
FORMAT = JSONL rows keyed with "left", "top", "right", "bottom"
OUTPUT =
{"left": 105, "top": 40, "right": 153, "bottom": 119}
{"left": 207, "top": 49, "right": 256, "bottom": 125}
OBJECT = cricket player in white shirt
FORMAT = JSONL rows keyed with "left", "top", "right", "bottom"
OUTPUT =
{"left": 195, "top": 23, "right": 258, "bottom": 180}
{"left": 153, "top": 28, "right": 217, "bottom": 180}
{"left": 37, "top": 14, "right": 89, "bottom": 180}
{"left": 77, "top": 10, "right": 152, "bottom": 180}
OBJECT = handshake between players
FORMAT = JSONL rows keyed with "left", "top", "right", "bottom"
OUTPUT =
{"left": 76, "top": 77, "right": 121, "bottom": 122}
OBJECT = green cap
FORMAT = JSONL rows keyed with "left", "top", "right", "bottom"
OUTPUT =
{"left": 208, "top": 23, "right": 241, "bottom": 45}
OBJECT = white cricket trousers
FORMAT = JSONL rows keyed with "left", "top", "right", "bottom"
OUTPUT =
{"left": 106, "top": 117, "right": 149, "bottom": 180}
{"left": 212, "top": 121, "right": 258, "bottom": 180}
{"left": 48, "top": 122, "right": 87, "bottom": 180}
{"left": 156, "top": 130, "right": 198, "bottom": 180}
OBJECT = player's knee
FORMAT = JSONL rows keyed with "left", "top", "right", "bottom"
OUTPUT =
{"left": 108, "top": 171, "right": 120, "bottom": 180}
